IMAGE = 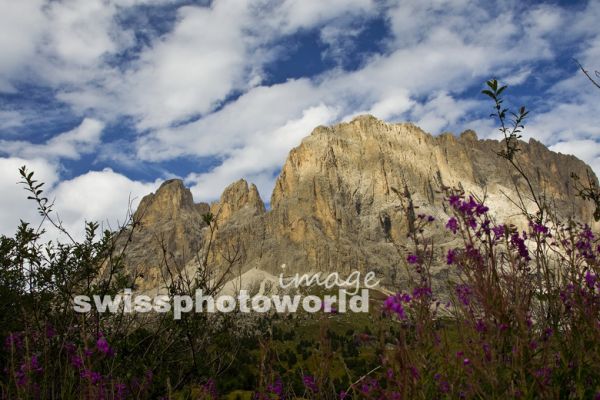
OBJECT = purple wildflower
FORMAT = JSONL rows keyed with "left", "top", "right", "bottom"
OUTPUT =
{"left": 531, "top": 222, "right": 549, "bottom": 235}
{"left": 475, "top": 203, "right": 489, "bottom": 215}
{"left": 511, "top": 232, "right": 530, "bottom": 260}
{"left": 475, "top": 319, "right": 487, "bottom": 333}
{"left": 81, "top": 369, "right": 102, "bottom": 384}
{"left": 201, "top": 378, "right": 218, "bottom": 399}
{"left": 115, "top": 383, "right": 127, "bottom": 400}
{"left": 467, "top": 217, "right": 477, "bottom": 229}
{"left": 64, "top": 342, "right": 76, "bottom": 354}
{"left": 585, "top": 271, "right": 597, "bottom": 290}
{"left": 71, "top": 355, "right": 84, "bottom": 369}
{"left": 455, "top": 284, "right": 472, "bottom": 306}
{"left": 387, "top": 368, "right": 394, "bottom": 379}
{"left": 482, "top": 343, "right": 492, "bottom": 362}
{"left": 97, "top": 335, "right": 115, "bottom": 357}
{"left": 492, "top": 224, "right": 505, "bottom": 238}
{"left": 412, "top": 286, "right": 432, "bottom": 300}
{"left": 438, "top": 380, "right": 450, "bottom": 394}
{"left": 4, "top": 332, "right": 23, "bottom": 351}
{"left": 446, "top": 249, "right": 456, "bottom": 265}
{"left": 407, "top": 254, "right": 419, "bottom": 265}
{"left": 534, "top": 367, "right": 552, "bottom": 386}
{"left": 45, "top": 324, "right": 56, "bottom": 339}
{"left": 529, "top": 340, "right": 538, "bottom": 350}
{"left": 30, "top": 355, "right": 42, "bottom": 373}
{"left": 446, "top": 217, "right": 459, "bottom": 234}
{"left": 16, "top": 368, "right": 27, "bottom": 387}
{"left": 302, "top": 375, "right": 318, "bottom": 393}
{"left": 384, "top": 295, "right": 407, "bottom": 319}
{"left": 266, "top": 377, "right": 283, "bottom": 397}
{"left": 449, "top": 195, "right": 461, "bottom": 208}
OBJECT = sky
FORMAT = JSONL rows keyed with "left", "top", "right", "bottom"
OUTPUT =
{"left": 0, "top": 0, "right": 599, "bottom": 239}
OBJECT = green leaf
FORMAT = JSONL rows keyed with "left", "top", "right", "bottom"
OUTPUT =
{"left": 487, "top": 79, "right": 498, "bottom": 91}
{"left": 481, "top": 89, "right": 496, "bottom": 99}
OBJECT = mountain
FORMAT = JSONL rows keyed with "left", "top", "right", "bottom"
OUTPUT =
{"left": 123, "top": 115, "right": 598, "bottom": 292}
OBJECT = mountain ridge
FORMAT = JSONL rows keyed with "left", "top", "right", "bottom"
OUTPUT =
{"left": 123, "top": 115, "right": 598, "bottom": 291}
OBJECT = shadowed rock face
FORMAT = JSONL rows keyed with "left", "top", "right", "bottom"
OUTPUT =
{"left": 125, "top": 115, "right": 598, "bottom": 291}
{"left": 119, "top": 180, "right": 209, "bottom": 290}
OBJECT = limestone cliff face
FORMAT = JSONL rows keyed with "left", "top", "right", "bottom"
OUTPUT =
{"left": 210, "top": 179, "right": 265, "bottom": 226}
{"left": 123, "top": 180, "right": 208, "bottom": 290}
{"left": 125, "top": 116, "right": 598, "bottom": 290}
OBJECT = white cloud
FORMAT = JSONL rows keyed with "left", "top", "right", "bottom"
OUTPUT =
{"left": 550, "top": 140, "right": 600, "bottom": 166}
{"left": 550, "top": 139, "right": 600, "bottom": 181}
{"left": 136, "top": 78, "right": 322, "bottom": 161}
{"left": 52, "top": 169, "right": 160, "bottom": 240}
{"left": 2, "top": 0, "right": 600, "bottom": 235}
{"left": 0, "top": 0, "right": 123, "bottom": 91}
{"left": 410, "top": 92, "right": 479, "bottom": 134}
{"left": 0, "top": 118, "right": 105, "bottom": 160}
{"left": 0, "top": 110, "right": 25, "bottom": 130}
{"left": 120, "top": 1, "right": 256, "bottom": 130}
{"left": 526, "top": 5, "right": 563, "bottom": 37}
{"left": 185, "top": 104, "right": 339, "bottom": 201}
{"left": 364, "top": 91, "right": 414, "bottom": 121}
{"left": 503, "top": 68, "right": 532, "bottom": 86}
{"left": 0, "top": 0, "right": 46, "bottom": 93}
{"left": 269, "top": 0, "right": 377, "bottom": 34}
{"left": 43, "top": 0, "right": 128, "bottom": 67}
{"left": 129, "top": 0, "right": 599, "bottom": 202}
{"left": 55, "top": 0, "right": 380, "bottom": 131}
{"left": 0, "top": 157, "right": 159, "bottom": 241}
{"left": 0, "top": 157, "right": 59, "bottom": 235}
{"left": 0, "top": 0, "right": 44, "bottom": 93}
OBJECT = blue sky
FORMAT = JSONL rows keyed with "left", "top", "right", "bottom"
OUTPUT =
{"left": 0, "top": 0, "right": 599, "bottom": 238}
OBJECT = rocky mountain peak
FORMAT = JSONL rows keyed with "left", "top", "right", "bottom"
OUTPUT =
{"left": 126, "top": 115, "right": 598, "bottom": 291}
{"left": 460, "top": 129, "right": 478, "bottom": 141}
{"left": 211, "top": 179, "right": 265, "bottom": 225}
{"left": 134, "top": 179, "right": 197, "bottom": 226}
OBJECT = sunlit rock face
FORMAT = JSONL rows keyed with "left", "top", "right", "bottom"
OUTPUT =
{"left": 125, "top": 115, "right": 598, "bottom": 291}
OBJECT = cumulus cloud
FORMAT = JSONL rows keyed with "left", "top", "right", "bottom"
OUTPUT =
{"left": 363, "top": 91, "right": 415, "bottom": 122}
{"left": 0, "top": 158, "right": 159, "bottom": 240}
{"left": 119, "top": 1, "right": 257, "bottom": 129}
{"left": 270, "top": 0, "right": 376, "bottom": 33}
{"left": 522, "top": 1, "right": 600, "bottom": 166}
{"left": 550, "top": 140, "right": 600, "bottom": 168}
{"left": 410, "top": 92, "right": 479, "bottom": 134}
{"left": 185, "top": 104, "right": 339, "bottom": 201}
{"left": 0, "top": 118, "right": 105, "bottom": 160}
{"left": 0, "top": 157, "right": 59, "bottom": 235}
{"left": 1, "top": 0, "right": 600, "bottom": 236}
{"left": 0, "top": 0, "right": 46, "bottom": 92}
{"left": 136, "top": 78, "right": 321, "bottom": 161}
{"left": 0, "top": 110, "right": 25, "bottom": 131}
{"left": 51, "top": 169, "right": 160, "bottom": 240}
{"left": 126, "top": 0, "right": 600, "bottom": 199}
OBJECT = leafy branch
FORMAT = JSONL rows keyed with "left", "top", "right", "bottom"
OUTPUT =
{"left": 482, "top": 79, "right": 529, "bottom": 162}
{"left": 483, "top": 79, "right": 600, "bottom": 222}
{"left": 18, "top": 165, "right": 77, "bottom": 244}
{"left": 571, "top": 170, "right": 600, "bottom": 221}
{"left": 482, "top": 80, "right": 543, "bottom": 220}
{"left": 574, "top": 58, "right": 600, "bottom": 90}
